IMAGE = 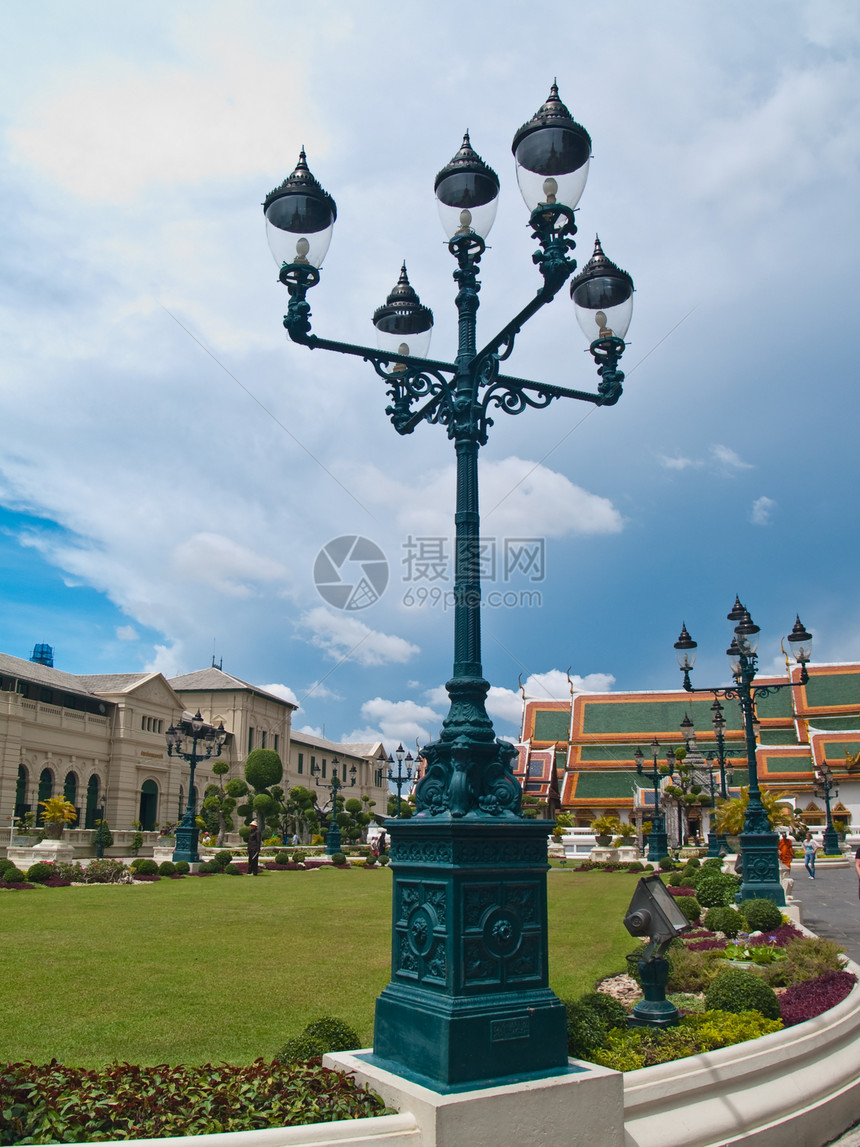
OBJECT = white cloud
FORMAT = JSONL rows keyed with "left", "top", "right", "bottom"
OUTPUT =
{"left": 145, "top": 643, "right": 184, "bottom": 679}
{"left": 659, "top": 455, "right": 700, "bottom": 471}
{"left": 751, "top": 496, "right": 776, "bottom": 526}
{"left": 299, "top": 607, "right": 420, "bottom": 667}
{"left": 172, "top": 533, "right": 287, "bottom": 598}
{"left": 349, "top": 696, "right": 445, "bottom": 746}
{"left": 711, "top": 445, "right": 754, "bottom": 471}
{"left": 296, "top": 724, "right": 324, "bottom": 738}
{"left": 259, "top": 681, "right": 299, "bottom": 706}
{"left": 116, "top": 625, "right": 139, "bottom": 641}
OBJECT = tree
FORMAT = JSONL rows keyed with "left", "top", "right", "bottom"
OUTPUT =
{"left": 201, "top": 759, "right": 236, "bottom": 847}
{"left": 283, "top": 785, "right": 319, "bottom": 844}
{"left": 714, "top": 786, "right": 800, "bottom": 836}
{"left": 236, "top": 749, "right": 285, "bottom": 840}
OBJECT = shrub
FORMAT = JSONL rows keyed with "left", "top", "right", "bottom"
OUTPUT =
{"left": 130, "top": 831, "right": 144, "bottom": 856}
{"left": 658, "top": 856, "right": 676, "bottom": 871}
{"left": 665, "top": 872, "right": 684, "bottom": 887}
{"left": 667, "top": 945, "right": 724, "bottom": 993}
{"left": 275, "top": 1034, "right": 325, "bottom": 1062}
{"left": 668, "top": 885, "right": 696, "bottom": 897}
{"left": 695, "top": 872, "right": 741, "bottom": 908}
{"left": 275, "top": 851, "right": 291, "bottom": 866}
{"left": 762, "top": 937, "right": 846, "bottom": 988}
{"left": 26, "top": 862, "right": 54, "bottom": 884}
{"left": 224, "top": 863, "right": 242, "bottom": 875}
{"left": 739, "top": 898, "right": 783, "bottom": 933}
{"left": 562, "top": 998, "right": 615, "bottom": 1059}
{"left": 703, "top": 906, "right": 743, "bottom": 937}
{"left": 675, "top": 896, "right": 702, "bottom": 925}
{"left": 302, "top": 1016, "right": 361, "bottom": 1052}
{"left": 590, "top": 1009, "right": 782, "bottom": 1071}
{"left": 363, "top": 855, "right": 377, "bottom": 868}
{"left": 213, "top": 850, "right": 235, "bottom": 870}
{"left": 2, "top": 866, "right": 27, "bottom": 884}
{"left": 174, "top": 861, "right": 190, "bottom": 875}
{"left": 78, "top": 859, "right": 131, "bottom": 884}
{"left": 292, "top": 850, "right": 308, "bottom": 865}
{"left": 378, "top": 855, "right": 390, "bottom": 866}
{"left": 779, "top": 971, "right": 857, "bottom": 1027}
{"left": 244, "top": 748, "right": 284, "bottom": 790}
{"left": 330, "top": 852, "right": 347, "bottom": 866}
{"left": 578, "top": 991, "right": 628, "bottom": 1030}
{"left": 158, "top": 861, "right": 177, "bottom": 876}
{"left": 133, "top": 859, "right": 159, "bottom": 877}
{"left": 198, "top": 860, "right": 218, "bottom": 873}
{"left": 683, "top": 857, "right": 701, "bottom": 870}
{"left": 705, "top": 968, "right": 780, "bottom": 1020}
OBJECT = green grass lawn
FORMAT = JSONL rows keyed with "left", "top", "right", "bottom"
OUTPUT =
{"left": 0, "top": 869, "right": 637, "bottom": 1067}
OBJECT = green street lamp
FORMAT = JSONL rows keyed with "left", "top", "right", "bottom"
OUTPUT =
{"left": 814, "top": 762, "right": 840, "bottom": 855}
{"left": 708, "top": 698, "right": 735, "bottom": 855}
{"left": 310, "top": 756, "right": 357, "bottom": 856}
{"left": 265, "top": 83, "right": 633, "bottom": 1089}
{"left": 387, "top": 744, "right": 414, "bottom": 817}
{"left": 634, "top": 740, "right": 669, "bottom": 861}
{"left": 165, "top": 711, "right": 227, "bottom": 865}
{"left": 674, "top": 603, "right": 813, "bottom": 905}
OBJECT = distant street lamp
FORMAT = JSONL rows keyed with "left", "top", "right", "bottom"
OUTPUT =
{"left": 674, "top": 602, "right": 813, "bottom": 904}
{"left": 311, "top": 756, "right": 357, "bottom": 856}
{"left": 634, "top": 739, "right": 669, "bottom": 860}
{"left": 165, "top": 711, "right": 227, "bottom": 865}
{"left": 814, "top": 762, "right": 840, "bottom": 854}
{"left": 707, "top": 698, "right": 735, "bottom": 855}
{"left": 387, "top": 744, "right": 414, "bottom": 817}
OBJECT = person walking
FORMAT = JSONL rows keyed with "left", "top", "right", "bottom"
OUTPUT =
{"left": 803, "top": 832, "right": 820, "bottom": 879}
{"left": 247, "top": 819, "right": 262, "bottom": 876}
{"left": 778, "top": 832, "right": 794, "bottom": 878}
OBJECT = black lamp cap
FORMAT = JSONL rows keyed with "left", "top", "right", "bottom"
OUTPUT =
{"left": 434, "top": 132, "right": 500, "bottom": 204}
{"left": 789, "top": 615, "right": 813, "bottom": 644}
{"left": 727, "top": 595, "right": 746, "bottom": 623}
{"left": 570, "top": 235, "right": 634, "bottom": 300}
{"left": 373, "top": 263, "right": 434, "bottom": 335}
{"left": 674, "top": 623, "right": 697, "bottom": 652}
{"left": 511, "top": 82, "right": 592, "bottom": 164}
{"left": 263, "top": 147, "right": 337, "bottom": 221}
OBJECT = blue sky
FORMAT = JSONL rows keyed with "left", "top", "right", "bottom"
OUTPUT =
{"left": 1, "top": 1, "right": 858, "bottom": 749}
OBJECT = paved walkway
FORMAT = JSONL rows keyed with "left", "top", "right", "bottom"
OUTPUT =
{"left": 786, "top": 861, "right": 860, "bottom": 1146}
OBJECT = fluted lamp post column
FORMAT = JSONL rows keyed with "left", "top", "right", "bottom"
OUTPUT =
{"left": 265, "top": 84, "right": 634, "bottom": 1089}
{"left": 165, "top": 711, "right": 227, "bottom": 865}
{"left": 635, "top": 741, "right": 669, "bottom": 861}
{"left": 388, "top": 744, "right": 414, "bottom": 818}
{"left": 311, "top": 757, "right": 357, "bottom": 856}
{"left": 815, "top": 762, "right": 840, "bottom": 855}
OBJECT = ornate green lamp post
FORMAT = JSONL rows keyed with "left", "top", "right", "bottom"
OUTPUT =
{"left": 674, "top": 604, "right": 813, "bottom": 905}
{"left": 311, "top": 756, "right": 357, "bottom": 856}
{"left": 634, "top": 740, "right": 669, "bottom": 861}
{"left": 814, "top": 762, "right": 840, "bottom": 854}
{"left": 387, "top": 744, "right": 414, "bottom": 818}
{"left": 264, "top": 84, "right": 633, "bottom": 1089}
{"left": 708, "top": 698, "right": 735, "bottom": 855}
{"left": 165, "top": 711, "right": 227, "bottom": 865}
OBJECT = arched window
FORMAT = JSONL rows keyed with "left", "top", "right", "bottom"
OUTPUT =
{"left": 139, "top": 780, "right": 159, "bottom": 831}
{"left": 36, "top": 768, "right": 53, "bottom": 824}
{"left": 85, "top": 775, "right": 100, "bottom": 829}
{"left": 15, "top": 765, "right": 28, "bottom": 820}
{"left": 64, "top": 771, "right": 78, "bottom": 814}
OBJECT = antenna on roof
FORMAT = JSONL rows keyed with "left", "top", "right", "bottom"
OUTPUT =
{"left": 211, "top": 654, "right": 223, "bottom": 671}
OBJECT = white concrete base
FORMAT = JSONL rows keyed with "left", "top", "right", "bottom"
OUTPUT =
{"left": 617, "top": 845, "right": 642, "bottom": 862}
{"left": 6, "top": 838, "right": 74, "bottom": 869}
{"left": 590, "top": 846, "right": 619, "bottom": 863}
{"left": 323, "top": 1051, "right": 624, "bottom": 1147}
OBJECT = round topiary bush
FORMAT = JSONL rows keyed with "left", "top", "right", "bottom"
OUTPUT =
{"left": 704, "top": 968, "right": 781, "bottom": 1020}
{"left": 378, "top": 855, "right": 390, "bottom": 866}
{"left": 683, "top": 857, "right": 701, "bottom": 870}
{"left": 331, "top": 852, "right": 347, "bottom": 866}
{"left": 173, "top": 861, "right": 190, "bottom": 875}
{"left": 244, "top": 748, "right": 284, "bottom": 790}
{"left": 3, "top": 866, "right": 27, "bottom": 883}
{"left": 302, "top": 1016, "right": 360, "bottom": 1051}
{"left": 696, "top": 872, "right": 741, "bottom": 908}
{"left": 25, "top": 862, "right": 53, "bottom": 883}
{"left": 665, "top": 872, "right": 685, "bottom": 887}
{"left": 224, "top": 863, "right": 242, "bottom": 875}
{"left": 197, "top": 860, "right": 217, "bottom": 873}
{"left": 292, "top": 850, "right": 307, "bottom": 865}
{"left": 275, "top": 851, "right": 290, "bottom": 866}
{"left": 658, "top": 855, "right": 676, "bottom": 871}
{"left": 275, "top": 1034, "right": 325, "bottom": 1063}
{"left": 133, "top": 859, "right": 159, "bottom": 876}
{"left": 364, "top": 856, "right": 377, "bottom": 867}
{"left": 158, "top": 861, "right": 177, "bottom": 876}
{"left": 740, "top": 898, "right": 783, "bottom": 933}
{"left": 213, "top": 850, "right": 234, "bottom": 871}
{"left": 704, "top": 906, "right": 743, "bottom": 937}
{"left": 675, "top": 895, "right": 702, "bottom": 925}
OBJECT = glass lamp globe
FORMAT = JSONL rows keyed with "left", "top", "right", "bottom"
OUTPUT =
{"left": 734, "top": 610, "right": 761, "bottom": 656}
{"left": 511, "top": 82, "right": 592, "bottom": 213}
{"left": 570, "top": 236, "right": 634, "bottom": 343}
{"left": 787, "top": 615, "right": 813, "bottom": 665}
{"left": 263, "top": 148, "right": 337, "bottom": 269}
{"left": 434, "top": 132, "right": 500, "bottom": 241}
{"left": 372, "top": 264, "right": 434, "bottom": 361}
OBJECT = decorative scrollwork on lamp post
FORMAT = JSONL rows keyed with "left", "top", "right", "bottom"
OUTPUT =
{"left": 310, "top": 756, "right": 356, "bottom": 856}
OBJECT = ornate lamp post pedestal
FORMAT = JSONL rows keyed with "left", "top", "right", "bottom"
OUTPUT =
{"left": 374, "top": 817, "right": 566, "bottom": 1086}
{"left": 265, "top": 84, "right": 633, "bottom": 1090}
{"left": 311, "top": 757, "right": 357, "bottom": 856}
{"left": 166, "top": 712, "right": 227, "bottom": 866}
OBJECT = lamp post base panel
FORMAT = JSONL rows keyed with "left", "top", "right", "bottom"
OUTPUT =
{"left": 646, "top": 832, "right": 668, "bottom": 862}
{"left": 374, "top": 816, "right": 568, "bottom": 1088}
{"left": 737, "top": 831, "right": 786, "bottom": 906}
{"left": 172, "top": 824, "right": 200, "bottom": 865}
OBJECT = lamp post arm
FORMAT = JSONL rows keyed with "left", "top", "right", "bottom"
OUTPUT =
{"left": 287, "top": 328, "right": 458, "bottom": 377}
{"left": 491, "top": 371, "right": 622, "bottom": 408}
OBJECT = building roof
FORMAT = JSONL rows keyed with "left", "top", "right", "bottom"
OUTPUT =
{"left": 290, "top": 729, "right": 383, "bottom": 760}
{"left": 169, "top": 667, "right": 297, "bottom": 709}
{"left": 0, "top": 652, "right": 107, "bottom": 701}
{"left": 77, "top": 672, "right": 161, "bottom": 694}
